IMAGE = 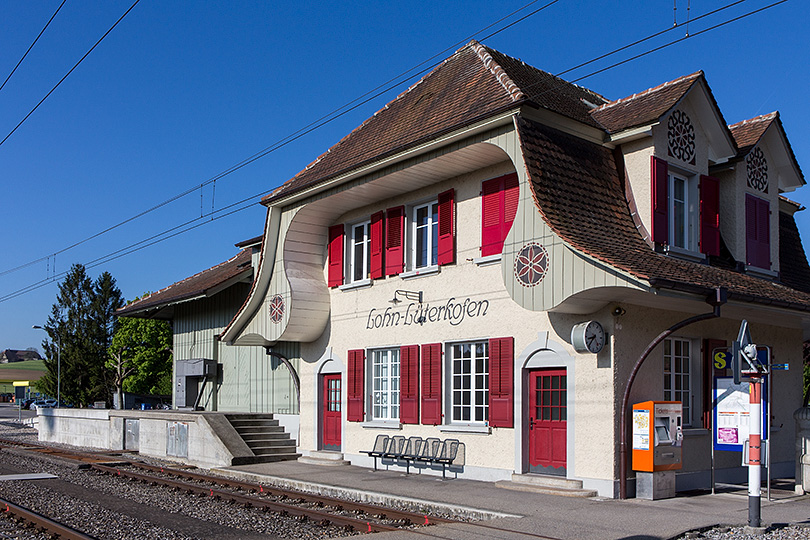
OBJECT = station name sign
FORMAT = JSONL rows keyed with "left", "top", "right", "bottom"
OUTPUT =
{"left": 366, "top": 297, "right": 489, "bottom": 330}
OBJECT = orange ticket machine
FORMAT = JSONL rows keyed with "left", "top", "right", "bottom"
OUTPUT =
{"left": 632, "top": 401, "right": 683, "bottom": 472}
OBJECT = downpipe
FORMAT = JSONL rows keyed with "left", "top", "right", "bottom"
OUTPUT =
{"left": 618, "top": 287, "right": 726, "bottom": 499}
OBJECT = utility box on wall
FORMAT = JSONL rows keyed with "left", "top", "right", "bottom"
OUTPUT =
{"left": 175, "top": 358, "right": 217, "bottom": 409}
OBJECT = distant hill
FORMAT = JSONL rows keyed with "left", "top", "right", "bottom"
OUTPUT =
{"left": 0, "top": 359, "right": 45, "bottom": 372}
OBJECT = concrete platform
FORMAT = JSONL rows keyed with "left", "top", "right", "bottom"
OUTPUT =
{"left": 214, "top": 460, "right": 810, "bottom": 540}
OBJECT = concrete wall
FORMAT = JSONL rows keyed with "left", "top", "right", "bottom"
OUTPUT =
{"left": 37, "top": 409, "right": 251, "bottom": 469}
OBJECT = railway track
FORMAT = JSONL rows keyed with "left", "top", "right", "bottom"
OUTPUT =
{"left": 0, "top": 437, "right": 453, "bottom": 535}
{"left": 1, "top": 496, "right": 99, "bottom": 540}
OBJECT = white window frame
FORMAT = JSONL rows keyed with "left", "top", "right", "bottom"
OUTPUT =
{"left": 410, "top": 200, "right": 439, "bottom": 271}
{"left": 663, "top": 337, "right": 693, "bottom": 426}
{"left": 667, "top": 171, "right": 698, "bottom": 253}
{"left": 370, "top": 348, "right": 399, "bottom": 421}
{"left": 449, "top": 340, "right": 489, "bottom": 424}
{"left": 348, "top": 220, "right": 370, "bottom": 283}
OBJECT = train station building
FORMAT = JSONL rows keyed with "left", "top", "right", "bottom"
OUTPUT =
{"left": 116, "top": 41, "right": 810, "bottom": 498}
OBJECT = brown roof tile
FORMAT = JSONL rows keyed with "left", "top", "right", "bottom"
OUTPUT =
{"left": 590, "top": 72, "right": 702, "bottom": 134}
{"left": 779, "top": 211, "right": 810, "bottom": 294}
{"left": 728, "top": 112, "right": 777, "bottom": 155}
{"left": 517, "top": 116, "right": 810, "bottom": 311}
{"left": 264, "top": 41, "right": 608, "bottom": 205}
{"left": 117, "top": 249, "right": 252, "bottom": 317}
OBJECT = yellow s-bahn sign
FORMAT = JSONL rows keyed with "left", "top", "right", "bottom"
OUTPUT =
{"left": 713, "top": 350, "right": 728, "bottom": 370}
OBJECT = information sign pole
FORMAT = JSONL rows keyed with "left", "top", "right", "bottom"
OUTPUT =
{"left": 748, "top": 377, "right": 762, "bottom": 528}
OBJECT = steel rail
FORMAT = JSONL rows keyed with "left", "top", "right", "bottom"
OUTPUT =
{"left": 91, "top": 464, "right": 400, "bottom": 533}
{"left": 1, "top": 437, "right": 452, "bottom": 530}
{"left": 0, "top": 496, "right": 99, "bottom": 540}
{"left": 125, "top": 461, "right": 452, "bottom": 525}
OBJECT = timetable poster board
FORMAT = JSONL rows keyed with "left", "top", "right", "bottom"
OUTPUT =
{"left": 713, "top": 377, "right": 767, "bottom": 452}
{"left": 632, "top": 408, "right": 650, "bottom": 451}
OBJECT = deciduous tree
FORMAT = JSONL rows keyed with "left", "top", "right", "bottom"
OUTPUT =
{"left": 109, "top": 307, "right": 172, "bottom": 409}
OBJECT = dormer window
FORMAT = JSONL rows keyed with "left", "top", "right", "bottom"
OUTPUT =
{"left": 652, "top": 156, "right": 720, "bottom": 257}
{"left": 670, "top": 172, "right": 692, "bottom": 250}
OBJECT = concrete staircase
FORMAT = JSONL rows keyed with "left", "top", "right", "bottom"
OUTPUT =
{"left": 225, "top": 414, "right": 299, "bottom": 465}
{"left": 495, "top": 473, "right": 598, "bottom": 498}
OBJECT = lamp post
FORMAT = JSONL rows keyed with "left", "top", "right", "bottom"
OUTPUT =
{"left": 33, "top": 325, "right": 60, "bottom": 407}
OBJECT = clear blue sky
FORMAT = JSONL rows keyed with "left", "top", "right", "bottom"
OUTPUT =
{"left": 2, "top": 0, "right": 808, "bottom": 351}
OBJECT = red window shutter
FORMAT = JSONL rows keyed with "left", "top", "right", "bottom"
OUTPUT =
{"left": 651, "top": 156, "right": 669, "bottom": 245}
{"left": 347, "top": 349, "right": 364, "bottom": 422}
{"left": 420, "top": 343, "right": 442, "bottom": 425}
{"left": 503, "top": 173, "right": 520, "bottom": 231}
{"left": 437, "top": 189, "right": 455, "bottom": 265}
{"left": 399, "top": 345, "right": 419, "bottom": 424}
{"left": 746, "top": 194, "right": 770, "bottom": 269}
{"left": 369, "top": 211, "right": 385, "bottom": 279}
{"left": 481, "top": 174, "right": 519, "bottom": 257}
{"left": 699, "top": 175, "right": 720, "bottom": 256}
{"left": 327, "top": 224, "right": 344, "bottom": 287}
{"left": 757, "top": 198, "right": 770, "bottom": 268}
{"left": 385, "top": 206, "right": 404, "bottom": 276}
{"left": 481, "top": 178, "right": 502, "bottom": 257}
{"left": 488, "top": 337, "right": 514, "bottom": 428}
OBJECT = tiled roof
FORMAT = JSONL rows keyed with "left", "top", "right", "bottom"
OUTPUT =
{"left": 264, "top": 41, "right": 607, "bottom": 204}
{"left": 117, "top": 249, "right": 252, "bottom": 317}
{"left": 590, "top": 72, "right": 702, "bottom": 134}
{"left": 728, "top": 112, "right": 806, "bottom": 186}
{"left": 779, "top": 211, "right": 810, "bottom": 295}
{"left": 517, "top": 116, "right": 810, "bottom": 311}
{"left": 0, "top": 349, "right": 42, "bottom": 363}
{"left": 482, "top": 47, "right": 607, "bottom": 127}
{"left": 728, "top": 112, "right": 777, "bottom": 155}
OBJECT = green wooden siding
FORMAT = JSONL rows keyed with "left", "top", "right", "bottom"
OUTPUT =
{"left": 173, "top": 283, "right": 299, "bottom": 413}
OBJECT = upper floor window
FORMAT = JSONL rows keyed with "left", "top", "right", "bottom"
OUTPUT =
{"left": 651, "top": 157, "right": 720, "bottom": 257}
{"left": 481, "top": 173, "right": 519, "bottom": 257}
{"left": 412, "top": 201, "right": 438, "bottom": 270}
{"left": 326, "top": 189, "right": 455, "bottom": 288}
{"left": 349, "top": 221, "right": 370, "bottom": 283}
{"left": 669, "top": 172, "right": 692, "bottom": 250}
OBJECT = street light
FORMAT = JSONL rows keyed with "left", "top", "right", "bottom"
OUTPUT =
{"left": 32, "top": 325, "right": 60, "bottom": 407}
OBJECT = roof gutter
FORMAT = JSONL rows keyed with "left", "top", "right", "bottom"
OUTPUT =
{"left": 649, "top": 277, "right": 810, "bottom": 313}
{"left": 608, "top": 123, "right": 657, "bottom": 144}
{"left": 117, "top": 293, "right": 207, "bottom": 318}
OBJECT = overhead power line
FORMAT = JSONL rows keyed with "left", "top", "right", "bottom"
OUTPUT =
{"left": 0, "top": 0, "right": 560, "bottom": 280}
{"left": 0, "top": 0, "right": 788, "bottom": 304}
{"left": 0, "top": 0, "right": 141, "bottom": 148}
{"left": 0, "top": 0, "right": 67, "bottom": 93}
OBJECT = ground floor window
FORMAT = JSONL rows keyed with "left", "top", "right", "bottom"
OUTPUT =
{"left": 450, "top": 341, "right": 489, "bottom": 423}
{"left": 371, "top": 348, "right": 399, "bottom": 420}
{"left": 663, "top": 337, "right": 691, "bottom": 425}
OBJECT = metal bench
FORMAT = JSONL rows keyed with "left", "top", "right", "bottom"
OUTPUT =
{"left": 363, "top": 435, "right": 465, "bottom": 478}
{"left": 363, "top": 434, "right": 390, "bottom": 471}
{"left": 400, "top": 436, "right": 423, "bottom": 474}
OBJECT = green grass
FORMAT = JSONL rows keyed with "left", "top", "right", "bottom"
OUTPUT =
{"left": 0, "top": 359, "right": 46, "bottom": 372}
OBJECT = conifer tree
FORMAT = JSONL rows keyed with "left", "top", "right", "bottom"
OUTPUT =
{"left": 38, "top": 265, "right": 123, "bottom": 406}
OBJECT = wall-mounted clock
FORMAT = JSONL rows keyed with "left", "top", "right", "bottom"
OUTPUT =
{"left": 571, "top": 320, "right": 605, "bottom": 354}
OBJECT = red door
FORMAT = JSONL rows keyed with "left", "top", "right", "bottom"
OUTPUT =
{"left": 528, "top": 369, "right": 567, "bottom": 475}
{"left": 322, "top": 374, "right": 341, "bottom": 450}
